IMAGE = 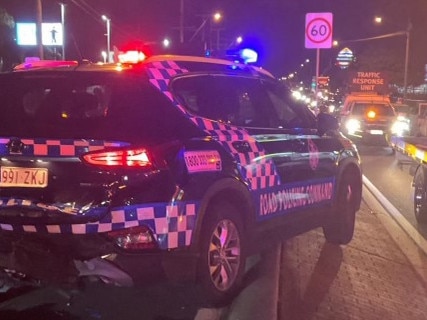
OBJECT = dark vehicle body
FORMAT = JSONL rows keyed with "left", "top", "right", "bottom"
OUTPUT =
{"left": 0, "top": 55, "right": 362, "bottom": 304}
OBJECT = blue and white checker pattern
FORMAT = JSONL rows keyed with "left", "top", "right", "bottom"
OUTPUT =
{"left": 146, "top": 60, "right": 281, "bottom": 190}
{"left": 0, "top": 138, "right": 128, "bottom": 157}
{"left": 0, "top": 59, "right": 280, "bottom": 251}
{"left": 0, "top": 201, "right": 197, "bottom": 250}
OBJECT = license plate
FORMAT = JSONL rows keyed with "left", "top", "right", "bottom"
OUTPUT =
{"left": 0, "top": 166, "right": 48, "bottom": 188}
{"left": 369, "top": 130, "right": 384, "bottom": 135}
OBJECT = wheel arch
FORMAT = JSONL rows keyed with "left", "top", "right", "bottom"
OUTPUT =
{"left": 412, "top": 163, "right": 426, "bottom": 186}
{"left": 412, "top": 163, "right": 427, "bottom": 223}
{"left": 190, "top": 177, "right": 255, "bottom": 251}
{"left": 336, "top": 157, "right": 363, "bottom": 210}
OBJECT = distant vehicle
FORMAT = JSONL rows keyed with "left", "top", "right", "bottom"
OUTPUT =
{"left": 0, "top": 54, "right": 362, "bottom": 305}
{"left": 338, "top": 92, "right": 406, "bottom": 144}
{"left": 393, "top": 103, "right": 418, "bottom": 136}
{"left": 394, "top": 101, "right": 427, "bottom": 137}
{"left": 416, "top": 103, "right": 427, "bottom": 137}
{"left": 391, "top": 135, "right": 427, "bottom": 223}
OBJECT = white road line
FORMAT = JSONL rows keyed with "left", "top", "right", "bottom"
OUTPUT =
{"left": 362, "top": 175, "right": 427, "bottom": 282}
{"left": 363, "top": 175, "right": 427, "bottom": 254}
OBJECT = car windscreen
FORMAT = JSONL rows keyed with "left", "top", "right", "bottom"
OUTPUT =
{"left": 0, "top": 72, "right": 190, "bottom": 141}
{"left": 352, "top": 103, "right": 395, "bottom": 116}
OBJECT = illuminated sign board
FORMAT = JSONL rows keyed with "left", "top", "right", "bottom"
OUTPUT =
{"left": 16, "top": 22, "right": 63, "bottom": 46}
{"left": 16, "top": 23, "right": 37, "bottom": 45}
{"left": 42, "top": 23, "right": 63, "bottom": 46}
{"left": 348, "top": 71, "right": 389, "bottom": 94}
{"left": 305, "top": 12, "right": 333, "bottom": 49}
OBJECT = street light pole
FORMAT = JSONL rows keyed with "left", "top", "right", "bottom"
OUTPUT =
{"left": 36, "top": 0, "right": 44, "bottom": 59}
{"left": 374, "top": 16, "right": 411, "bottom": 99}
{"left": 403, "top": 22, "right": 412, "bottom": 99}
{"left": 189, "top": 12, "right": 222, "bottom": 54}
{"left": 59, "top": 3, "right": 66, "bottom": 60}
{"left": 102, "top": 15, "right": 111, "bottom": 63}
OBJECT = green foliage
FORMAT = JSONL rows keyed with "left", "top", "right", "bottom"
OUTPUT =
{"left": 0, "top": 7, "right": 19, "bottom": 71}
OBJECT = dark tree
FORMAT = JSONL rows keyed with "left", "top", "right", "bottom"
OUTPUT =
{"left": 0, "top": 7, "right": 20, "bottom": 71}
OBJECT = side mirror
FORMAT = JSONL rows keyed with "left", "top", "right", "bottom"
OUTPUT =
{"left": 317, "top": 113, "right": 339, "bottom": 136}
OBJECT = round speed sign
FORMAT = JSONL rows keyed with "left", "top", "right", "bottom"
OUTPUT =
{"left": 305, "top": 12, "right": 333, "bottom": 49}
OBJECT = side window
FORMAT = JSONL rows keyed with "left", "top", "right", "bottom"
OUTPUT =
{"left": 262, "top": 82, "right": 317, "bottom": 128}
{"left": 172, "top": 75, "right": 276, "bottom": 127}
{"left": 265, "top": 87, "right": 300, "bottom": 127}
{"left": 172, "top": 74, "right": 315, "bottom": 129}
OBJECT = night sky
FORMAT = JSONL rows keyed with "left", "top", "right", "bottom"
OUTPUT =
{"left": 1, "top": 0, "right": 427, "bottom": 80}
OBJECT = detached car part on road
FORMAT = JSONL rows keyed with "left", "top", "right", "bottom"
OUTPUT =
{"left": 0, "top": 55, "right": 362, "bottom": 305}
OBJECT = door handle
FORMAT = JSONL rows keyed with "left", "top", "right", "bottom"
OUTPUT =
{"left": 232, "top": 141, "right": 252, "bottom": 153}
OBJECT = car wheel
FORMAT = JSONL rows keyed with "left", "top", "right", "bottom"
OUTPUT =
{"left": 323, "top": 168, "right": 360, "bottom": 244}
{"left": 197, "top": 202, "right": 246, "bottom": 306}
{"left": 414, "top": 166, "right": 427, "bottom": 223}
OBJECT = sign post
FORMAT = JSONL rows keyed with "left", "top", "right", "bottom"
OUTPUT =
{"left": 305, "top": 12, "right": 333, "bottom": 109}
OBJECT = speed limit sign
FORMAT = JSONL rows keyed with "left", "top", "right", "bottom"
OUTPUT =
{"left": 305, "top": 12, "right": 333, "bottom": 49}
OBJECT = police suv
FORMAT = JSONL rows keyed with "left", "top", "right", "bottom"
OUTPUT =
{"left": 0, "top": 54, "right": 362, "bottom": 305}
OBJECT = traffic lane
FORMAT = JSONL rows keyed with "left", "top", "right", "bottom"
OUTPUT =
{"left": 358, "top": 144, "right": 427, "bottom": 237}
{"left": 278, "top": 193, "right": 427, "bottom": 320}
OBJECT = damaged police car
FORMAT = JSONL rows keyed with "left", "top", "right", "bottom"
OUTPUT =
{"left": 0, "top": 54, "right": 362, "bottom": 305}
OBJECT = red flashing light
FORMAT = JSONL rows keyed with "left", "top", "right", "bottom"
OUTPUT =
{"left": 82, "top": 148, "right": 152, "bottom": 167}
{"left": 117, "top": 50, "right": 147, "bottom": 64}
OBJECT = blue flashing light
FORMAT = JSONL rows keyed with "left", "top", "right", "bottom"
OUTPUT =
{"left": 240, "top": 48, "right": 258, "bottom": 64}
{"left": 225, "top": 48, "right": 259, "bottom": 64}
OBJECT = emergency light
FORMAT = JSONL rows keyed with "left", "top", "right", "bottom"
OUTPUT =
{"left": 117, "top": 50, "right": 147, "bottom": 64}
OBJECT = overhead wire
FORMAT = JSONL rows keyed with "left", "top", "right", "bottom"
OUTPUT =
{"left": 69, "top": 0, "right": 139, "bottom": 40}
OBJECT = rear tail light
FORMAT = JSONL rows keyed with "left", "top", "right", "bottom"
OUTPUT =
{"left": 82, "top": 148, "right": 152, "bottom": 167}
{"left": 107, "top": 225, "right": 158, "bottom": 250}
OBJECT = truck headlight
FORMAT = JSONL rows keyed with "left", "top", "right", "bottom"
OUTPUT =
{"left": 391, "top": 119, "right": 410, "bottom": 136}
{"left": 345, "top": 119, "right": 361, "bottom": 134}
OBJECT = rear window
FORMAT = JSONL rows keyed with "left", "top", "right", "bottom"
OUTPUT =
{"left": 352, "top": 103, "right": 395, "bottom": 116}
{"left": 0, "top": 72, "right": 191, "bottom": 141}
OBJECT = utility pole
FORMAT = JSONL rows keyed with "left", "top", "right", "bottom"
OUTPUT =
{"left": 60, "top": 3, "right": 66, "bottom": 60}
{"left": 403, "top": 21, "right": 412, "bottom": 99}
{"left": 36, "top": 0, "right": 44, "bottom": 59}
{"left": 180, "top": 0, "right": 184, "bottom": 43}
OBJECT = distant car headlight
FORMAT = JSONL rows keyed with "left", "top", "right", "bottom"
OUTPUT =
{"left": 391, "top": 119, "right": 410, "bottom": 136}
{"left": 397, "top": 115, "right": 409, "bottom": 122}
{"left": 345, "top": 119, "right": 361, "bottom": 134}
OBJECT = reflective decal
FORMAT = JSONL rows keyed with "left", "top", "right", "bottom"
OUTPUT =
{"left": 256, "top": 178, "right": 335, "bottom": 217}
{"left": 0, "top": 200, "right": 198, "bottom": 250}
{"left": 184, "top": 150, "right": 221, "bottom": 173}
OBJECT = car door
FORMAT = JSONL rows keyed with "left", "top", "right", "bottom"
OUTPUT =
{"left": 236, "top": 79, "right": 339, "bottom": 219}
{"left": 172, "top": 74, "right": 339, "bottom": 221}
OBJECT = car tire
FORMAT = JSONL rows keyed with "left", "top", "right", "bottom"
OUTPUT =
{"left": 197, "top": 201, "right": 246, "bottom": 306}
{"left": 323, "top": 168, "right": 360, "bottom": 244}
{"left": 413, "top": 166, "right": 427, "bottom": 223}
